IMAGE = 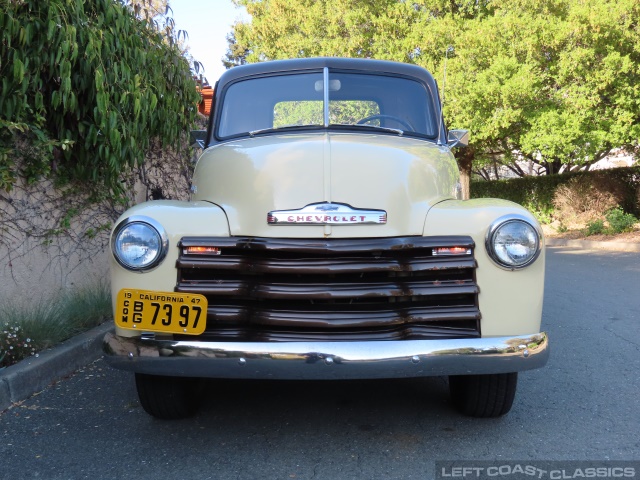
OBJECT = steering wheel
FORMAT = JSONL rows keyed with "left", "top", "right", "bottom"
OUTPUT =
{"left": 356, "top": 114, "right": 414, "bottom": 131}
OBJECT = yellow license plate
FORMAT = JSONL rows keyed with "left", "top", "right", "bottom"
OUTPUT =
{"left": 115, "top": 289, "right": 207, "bottom": 335}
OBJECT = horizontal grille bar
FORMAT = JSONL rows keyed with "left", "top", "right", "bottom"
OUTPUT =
{"left": 201, "top": 304, "right": 479, "bottom": 328}
{"left": 176, "top": 236, "right": 479, "bottom": 341}
{"left": 179, "top": 236, "right": 474, "bottom": 253}
{"left": 177, "top": 280, "right": 477, "bottom": 300}
{"left": 177, "top": 256, "right": 476, "bottom": 275}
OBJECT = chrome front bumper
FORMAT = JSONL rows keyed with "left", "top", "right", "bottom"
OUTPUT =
{"left": 103, "top": 332, "right": 549, "bottom": 380}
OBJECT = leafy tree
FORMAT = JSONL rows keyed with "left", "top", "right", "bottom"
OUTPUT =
{"left": 223, "top": 31, "right": 250, "bottom": 69}
{"left": 128, "top": 0, "right": 169, "bottom": 17}
{"left": 227, "top": 0, "right": 640, "bottom": 198}
{"left": 0, "top": 0, "right": 200, "bottom": 193}
{"left": 231, "top": 0, "right": 396, "bottom": 61}
{"left": 517, "top": 0, "right": 640, "bottom": 175}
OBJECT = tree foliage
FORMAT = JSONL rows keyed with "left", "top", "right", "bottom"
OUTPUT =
{"left": 128, "top": 0, "right": 169, "bottom": 18}
{"left": 228, "top": 0, "right": 640, "bottom": 195}
{"left": 0, "top": 0, "right": 200, "bottom": 193}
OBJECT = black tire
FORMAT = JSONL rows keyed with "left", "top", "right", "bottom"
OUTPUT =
{"left": 448, "top": 373, "right": 518, "bottom": 418}
{"left": 135, "top": 373, "right": 202, "bottom": 420}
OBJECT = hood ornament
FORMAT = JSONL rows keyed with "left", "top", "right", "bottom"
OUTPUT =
{"left": 314, "top": 204, "right": 340, "bottom": 212}
{"left": 268, "top": 202, "right": 387, "bottom": 225}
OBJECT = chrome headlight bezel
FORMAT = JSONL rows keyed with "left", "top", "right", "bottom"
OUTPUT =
{"left": 111, "top": 216, "right": 169, "bottom": 272}
{"left": 485, "top": 214, "right": 542, "bottom": 270}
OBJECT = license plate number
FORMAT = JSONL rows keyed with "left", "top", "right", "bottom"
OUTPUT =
{"left": 115, "top": 289, "right": 207, "bottom": 335}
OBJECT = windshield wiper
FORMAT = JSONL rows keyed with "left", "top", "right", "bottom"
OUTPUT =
{"left": 330, "top": 123, "right": 404, "bottom": 136}
{"left": 248, "top": 125, "right": 319, "bottom": 137}
{"left": 249, "top": 123, "right": 405, "bottom": 137}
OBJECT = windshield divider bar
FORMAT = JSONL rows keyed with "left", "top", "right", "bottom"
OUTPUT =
{"left": 323, "top": 67, "right": 329, "bottom": 127}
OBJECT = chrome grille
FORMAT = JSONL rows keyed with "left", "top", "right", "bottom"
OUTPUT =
{"left": 176, "top": 236, "right": 479, "bottom": 341}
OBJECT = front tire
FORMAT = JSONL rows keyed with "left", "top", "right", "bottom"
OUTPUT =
{"left": 448, "top": 373, "right": 517, "bottom": 418}
{"left": 135, "top": 373, "right": 202, "bottom": 420}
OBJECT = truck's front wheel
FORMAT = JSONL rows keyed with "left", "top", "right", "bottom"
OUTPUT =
{"left": 135, "top": 373, "right": 202, "bottom": 419}
{"left": 448, "top": 373, "right": 517, "bottom": 418}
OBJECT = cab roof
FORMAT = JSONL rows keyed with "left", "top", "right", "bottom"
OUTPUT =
{"left": 217, "top": 57, "right": 438, "bottom": 90}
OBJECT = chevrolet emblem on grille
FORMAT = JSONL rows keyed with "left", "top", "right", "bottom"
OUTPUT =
{"left": 267, "top": 202, "right": 387, "bottom": 225}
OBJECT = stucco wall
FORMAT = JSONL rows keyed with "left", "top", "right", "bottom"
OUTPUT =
{"left": 0, "top": 141, "right": 196, "bottom": 303}
{"left": 0, "top": 177, "right": 112, "bottom": 302}
{"left": 0, "top": 237, "right": 109, "bottom": 301}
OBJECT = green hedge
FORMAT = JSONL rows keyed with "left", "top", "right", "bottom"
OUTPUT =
{"left": 471, "top": 166, "right": 640, "bottom": 222}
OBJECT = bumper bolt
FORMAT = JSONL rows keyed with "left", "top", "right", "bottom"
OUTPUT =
{"left": 411, "top": 355, "right": 420, "bottom": 364}
{"left": 238, "top": 358, "right": 246, "bottom": 366}
{"left": 324, "top": 357, "right": 334, "bottom": 365}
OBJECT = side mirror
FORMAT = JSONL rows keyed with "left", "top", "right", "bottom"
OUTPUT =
{"left": 189, "top": 130, "right": 207, "bottom": 149}
{"left": 447, "top": 129, "right": 469, "bottom": 148}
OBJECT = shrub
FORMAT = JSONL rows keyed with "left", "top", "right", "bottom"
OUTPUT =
{"left": 0, "top": 282, "right": 111, "bottom": 369}
{"left": 471, "top": 167, "right": 640, "bottom": 225}
{"left": 471, "top": 174, "right": 565, "bottom": 224}
{"left": 605, "top": 207, "right": 637, "bottom": 234}
{"left": 552, "top": 175, "right": 626, "bottom": 227}
{"left": 0, "top": 324, "right": 38, "bottom": 368}
{"left": 585, "top": 219, "right": 605, "bottom": 236}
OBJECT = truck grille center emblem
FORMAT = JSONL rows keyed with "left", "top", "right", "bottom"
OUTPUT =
{"left": 267, "top": 202, "right": 387, "bottom": 225}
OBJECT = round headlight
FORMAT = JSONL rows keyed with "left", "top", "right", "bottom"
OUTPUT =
{"left": 486, "top": 215, "right": 541, "bottom": 269}
{"left": 112, "top": 217, "right": 168, "bottom": 271}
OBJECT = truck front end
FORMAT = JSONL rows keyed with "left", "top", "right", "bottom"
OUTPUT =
{"left": 104, "top": 58, "right": 548, "bottom": 419}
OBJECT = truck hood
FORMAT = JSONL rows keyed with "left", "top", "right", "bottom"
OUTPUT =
{"left": 193, "top": 132, "right": 459, "bottom": 238}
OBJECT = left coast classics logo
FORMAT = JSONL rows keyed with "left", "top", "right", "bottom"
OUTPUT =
{"left": 267, "top": 202, "right": 387, "bottom": 225}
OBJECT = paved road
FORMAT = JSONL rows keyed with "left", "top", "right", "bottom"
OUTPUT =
{"left": 1, "top": 247, "right": 639, "bottom": 479}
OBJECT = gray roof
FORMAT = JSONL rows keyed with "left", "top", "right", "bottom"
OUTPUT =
{"left": 217, "top": 57, "right": 437, "bottom": 87}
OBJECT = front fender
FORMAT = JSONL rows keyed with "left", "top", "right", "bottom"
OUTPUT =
{"left": 109, "top": 200, "right": 230, "bottom": 337}
{"left": 424, "top": 199, "right": 545, "bottom": 337}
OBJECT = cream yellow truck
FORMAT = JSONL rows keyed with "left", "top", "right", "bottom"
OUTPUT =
{"left": 104, "top": 58, "right": 548, "bottom": 419}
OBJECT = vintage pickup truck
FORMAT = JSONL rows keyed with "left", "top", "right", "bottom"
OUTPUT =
{"left": 104, "top": 57, "right": 548, "bottom": 419}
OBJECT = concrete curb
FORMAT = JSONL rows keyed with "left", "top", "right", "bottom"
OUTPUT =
{"left": 546, "top": 238, "right": 640, "bottom": 252}
{"left": 0, "top": 322, "right": 113, "bottom": 412}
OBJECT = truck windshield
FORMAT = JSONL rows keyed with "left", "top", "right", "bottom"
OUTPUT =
{"left": 217, "top": 70, "right": 438, "bottom": 139}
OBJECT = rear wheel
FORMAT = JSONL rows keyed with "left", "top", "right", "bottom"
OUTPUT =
{"left": 448, "top": 373, "right": 518, "bottom": 418}
{"left": 135, "top": 373, "right": 202, "bottom": 420}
